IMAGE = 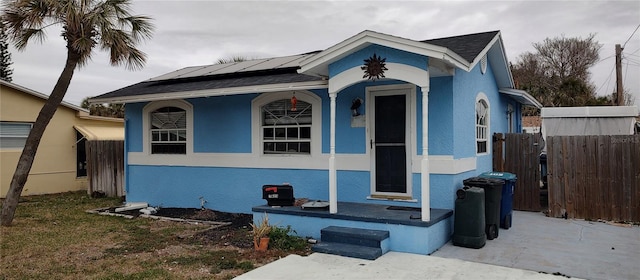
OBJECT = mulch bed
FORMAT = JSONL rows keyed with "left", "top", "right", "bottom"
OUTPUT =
{"left": 153, "top": 208, "right": 256, "bottom": 248}
{"left": 94, "top": 206, "right": 256, "bottom": 248}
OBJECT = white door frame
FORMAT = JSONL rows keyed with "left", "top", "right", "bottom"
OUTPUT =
{"left": 366, "top": 84, "right": 415, "bottom": 198}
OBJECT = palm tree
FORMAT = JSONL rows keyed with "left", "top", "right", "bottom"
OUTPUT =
{"left": 1, "top": 0, "right": 153, "bottom": 226}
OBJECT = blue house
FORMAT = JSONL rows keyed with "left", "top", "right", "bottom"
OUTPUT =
{"left": 92, "top": 30, "right": 541, "bottom": 256}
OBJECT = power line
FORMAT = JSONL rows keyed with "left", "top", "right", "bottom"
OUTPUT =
{"left": 595, "top": 54, "right": 615, "bottom": 65}
{"left": 596, "top": 65, "right": 615, "bottom": 95}
{"left": 622, "top": 24, "right": 640, "bottom": 49}
{"left": 626, "top": 47, "right": 640, "bottom": 55}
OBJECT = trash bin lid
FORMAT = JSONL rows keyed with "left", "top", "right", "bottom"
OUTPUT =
{"left": 463, "top": 176, "right": 504, "bottom": 187}
{"left": 480, "top": 172, "right": 516, "bottom": 181}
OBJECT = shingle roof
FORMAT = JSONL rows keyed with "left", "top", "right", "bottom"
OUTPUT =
{"left": 92, "top": 31, "right": 500, "bottom": 102}
{"left": 93, "top": 68, "right": 323, "bottom": 100}
{"left": 422, "top": 31, "right": 499, "bottom": 63}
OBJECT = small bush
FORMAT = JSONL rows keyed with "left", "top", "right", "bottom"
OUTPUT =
{"left": 268, "top": 225, "right": 308, "bottom": 251}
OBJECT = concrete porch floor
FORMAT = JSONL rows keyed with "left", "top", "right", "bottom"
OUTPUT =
{"left": 252, "top": 201, "right": 452, "bottom": 227}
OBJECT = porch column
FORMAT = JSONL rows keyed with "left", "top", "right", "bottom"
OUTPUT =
{"left": 421, "top": 85, "right": 431, "bottom": 222}
{"left": 329, "top": 92, "right": 338, "bottom": 214}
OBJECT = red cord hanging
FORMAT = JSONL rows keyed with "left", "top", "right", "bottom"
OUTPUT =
{"left": 290, "top": 95, "right": 297, "bottom": 111}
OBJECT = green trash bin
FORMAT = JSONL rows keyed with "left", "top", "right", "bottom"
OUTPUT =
{"left": 452, "top": 186, "right": 486, "bottom": 249}
{"left": 463, "top": 177, "right": 503, "bottom": 240}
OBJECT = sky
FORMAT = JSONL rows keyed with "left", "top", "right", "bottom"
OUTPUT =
{"left": 6, "top": 0, "right": 640, "bottom": 107}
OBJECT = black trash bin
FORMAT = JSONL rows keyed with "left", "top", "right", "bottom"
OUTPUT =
{"left": 463, "top": 177, "right": 503, "bottom": 240}
{"left": 480, "top": 172, "right": 517, "bottom": 229}
{"left": 452, "top": 186, "right": 486, "bottom": 249}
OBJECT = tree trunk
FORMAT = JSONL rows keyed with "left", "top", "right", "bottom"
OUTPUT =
{"left": 0, "top": 48, "right": 80, "bottom": 226}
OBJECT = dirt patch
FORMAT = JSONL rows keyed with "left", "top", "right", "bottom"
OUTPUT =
{"left": 156, "top": 208, "right": 256, "bottom": 248}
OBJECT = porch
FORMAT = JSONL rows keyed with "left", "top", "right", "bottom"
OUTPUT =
{"left": 252, "top": 202, "right": 453, "bottom": 255}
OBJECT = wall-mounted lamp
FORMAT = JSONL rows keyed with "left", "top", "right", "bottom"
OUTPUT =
{"left": 351, "top": 97, "right": 363, "bottom": 116}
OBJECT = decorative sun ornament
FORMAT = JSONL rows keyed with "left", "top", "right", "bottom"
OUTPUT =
{"left": 361, "top": 53, "right": 388, "bottom": 81}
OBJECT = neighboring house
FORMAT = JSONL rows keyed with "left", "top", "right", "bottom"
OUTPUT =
{"left": 541, "top": 106, "right": 638, "bottom": 142}
{"left": 1, "top": 80, "right": 124, "bottom": 198}
{"left": 522, "top": 115, "right": 541, "bottom": 134}
{"left": 91, "top": 30, "right": 541, "bottom": 255}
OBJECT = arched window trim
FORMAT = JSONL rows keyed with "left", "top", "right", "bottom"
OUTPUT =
{"left": 475, "top": 92, "right": 490, "bottom": 155}
{"left": 251, "top": 91, "right": 322, "bottom": 157}
{"left": 142, "top": 100, "right": 193, "bottom": 155}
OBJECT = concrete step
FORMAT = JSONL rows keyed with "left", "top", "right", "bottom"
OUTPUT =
{"left": 320, "top": 226, "right": 389, "bottom": 248}
{"left": 312, "top": 242, "right": 383, "bottom": 260}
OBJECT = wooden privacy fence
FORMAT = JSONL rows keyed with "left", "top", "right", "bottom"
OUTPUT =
{"left": 493, "top": 133, "right": 543, "bottom": 212}
{"left": 547, "top": 135, "right": 640, "bottom": 222}
{"left": 86, "top": 140, "right": 124, "bottom": 197}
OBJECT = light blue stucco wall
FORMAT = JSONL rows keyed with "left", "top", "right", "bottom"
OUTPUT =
{"left": 125, "top": 103, "right": 145, "bottom": 153}
{"left": 417, "top": 76, "right": 454, "bottom": 155}
{"left": 193, "top": 94, "right": 256, "bottom": 153}
{"left": 451, "top": 61, "right": 511, "bottom": 173}
{"left": 328, "top": 44, "right": 428, "bottom": 77}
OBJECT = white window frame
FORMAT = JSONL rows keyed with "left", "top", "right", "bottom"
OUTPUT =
{"left": 0, "top": 122, "right": 32, "bottom": 150}
{"left": 143, "top": 100, "right": 193, "bottom": 155}
{"left": 476, "top": 93, "right": 490, "bottom": 155}
{"left": 252, "top": 91, "right": 321, "bottom": 157}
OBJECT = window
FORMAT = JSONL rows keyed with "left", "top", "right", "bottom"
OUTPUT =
{"left": 150, "top": 106, "right": 187, "bottom": 154}
{"left": 0, "top": 122, "right": 32, "bottom": 149}
{"left": 261, "top": 99, "right": 312, "bottom": 154}
{"left": 476, "top": 98, "right": 489, "bottom": 154}
{"left": 76, "top": 131, "right": 87, "bottom": 177}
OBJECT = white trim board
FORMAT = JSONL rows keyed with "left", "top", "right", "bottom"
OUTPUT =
{"left": 127, "top": 152, "right": 476, "bottom": 175}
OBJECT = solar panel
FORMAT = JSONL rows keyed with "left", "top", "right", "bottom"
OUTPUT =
{"left": 146, "top": 54, "right": 314, "bottom": 82}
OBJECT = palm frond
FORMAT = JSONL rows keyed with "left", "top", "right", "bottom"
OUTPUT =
{"left": 2, "top": 0, "right": 153, "bottom": 70}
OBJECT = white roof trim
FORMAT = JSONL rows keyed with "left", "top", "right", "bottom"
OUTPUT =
{"left": 74, "top": 125, "right": 124, "bottom": 141}
{"left": 468, "top": 31, "right": 502, "bottom": 70}
{"left": 541, "top": 106, "right": 639, "bottom": 118}
{"left": 89, "top": 80, "right": 329, "bottom": 104}
{"left": 0, "top": 80, "right": 88, "bottom": 113}
{"left": 299, "top": 30, "right": 470, "bottom": 77}
{"left": 499, "top": 88, "right": 542, "bottom": 108}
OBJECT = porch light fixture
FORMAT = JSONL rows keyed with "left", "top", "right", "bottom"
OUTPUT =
{"left": 351, "top": 97, "right": 363, "bottom": 116}
{"left": 361, "top": 53, "right": 388, "bottom": 81}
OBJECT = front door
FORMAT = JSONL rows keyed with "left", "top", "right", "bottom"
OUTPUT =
{"left": 369, "top": 86, "right": 411, "bottom": 197}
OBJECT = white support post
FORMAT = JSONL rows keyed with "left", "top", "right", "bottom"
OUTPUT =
{"left": 329, "top": 92, "right": 338, "bottom": 214}
{"left": 421, "top": 85, "right": 431, "bottom": 222}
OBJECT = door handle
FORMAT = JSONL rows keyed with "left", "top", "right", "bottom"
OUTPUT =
{"left": 370, "top": 139, "right": 373, "bottom": 149}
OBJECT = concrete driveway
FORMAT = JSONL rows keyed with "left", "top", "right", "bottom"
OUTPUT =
{"left": 433, "top": 211, "right": 640, "bottom": 280}
{"left": 235, "top": 211, "right": 639, "bottom": 280}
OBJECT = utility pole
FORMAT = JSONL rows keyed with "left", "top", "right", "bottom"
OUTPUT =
{"left": 615, "top": 44, "right": 624, "bottom": 106}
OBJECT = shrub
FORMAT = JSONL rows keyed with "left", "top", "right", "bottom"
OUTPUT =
{"left": 268, "top": 225, "right": 308, "bottom": 251}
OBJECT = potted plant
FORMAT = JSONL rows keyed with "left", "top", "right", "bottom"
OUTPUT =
{"left": 250, "top": 213, "right": 271, "bottom": 251}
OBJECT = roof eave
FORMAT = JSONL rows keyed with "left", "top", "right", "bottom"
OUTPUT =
{"left": 299, "top": 30, "right": 471, "bottom": 77}
{"left": 0, "top": 80, "right": 88, "bottom": 113}
{"left": 499, "top": 88, "right": 543, "bottom": 108}
{"left": 89, "top": 80, "right": 329, "bottom": 104}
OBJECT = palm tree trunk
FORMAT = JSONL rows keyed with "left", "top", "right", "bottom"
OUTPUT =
{"left": 1, "top": 48, "right": 81, "bottom": 226}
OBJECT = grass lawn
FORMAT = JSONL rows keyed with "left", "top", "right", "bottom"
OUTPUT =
{"left": 0, "top": 192, "right": 310, "bottom": 280}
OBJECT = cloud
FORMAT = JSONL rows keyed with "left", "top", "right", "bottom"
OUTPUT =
{"left": 7, "top": 0, "right": 640, "bottom": 105}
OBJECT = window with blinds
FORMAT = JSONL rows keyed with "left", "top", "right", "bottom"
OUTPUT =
{"left": 0, "top": 122, "right": 32, "bottom": 149}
